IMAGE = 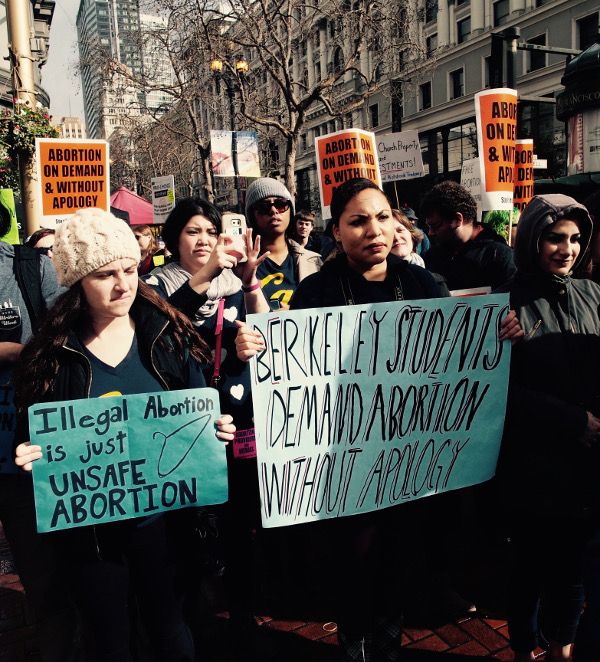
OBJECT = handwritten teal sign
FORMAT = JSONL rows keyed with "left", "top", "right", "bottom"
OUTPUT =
{"left": 29, "top": 388, "right": 228, "bottom": 532}
{"left": 247, "top": 294, "right": 511, "bottom": 528}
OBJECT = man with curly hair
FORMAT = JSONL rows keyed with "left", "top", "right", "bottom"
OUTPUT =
{"left": 421, "top": 180, "right": 516, "bottom": 291}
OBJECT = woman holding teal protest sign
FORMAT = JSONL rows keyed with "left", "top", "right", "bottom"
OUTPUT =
{"left": 291, "top": 178, "right": 445, "bottom": 661}
{"left": 143, "top": 198, "right": 278, "bottom": 658}
{"left": 236, "top": 177, "right": 522, "bottom": 662}
{"left": 14, "top": 209, "right": 235, "bottom": 662}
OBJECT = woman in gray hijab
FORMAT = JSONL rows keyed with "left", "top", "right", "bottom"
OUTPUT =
{"left": 496, "top": 194, "right": 600, "bottom": 662}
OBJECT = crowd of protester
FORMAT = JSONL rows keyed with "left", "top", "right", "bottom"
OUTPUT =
{"left": 1, "top": 176, "right": 600, "bottom": 662}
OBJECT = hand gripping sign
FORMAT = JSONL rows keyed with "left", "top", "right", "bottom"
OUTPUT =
{"left": 247, "top": 294, "right": 511, "bottom": 528}
{"left": 29, "top": 389, "right": 228, "bottom": 532}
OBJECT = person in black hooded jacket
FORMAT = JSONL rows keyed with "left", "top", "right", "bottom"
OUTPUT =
{"left": 495, "top": 194, "right": 600, "bottom": 662}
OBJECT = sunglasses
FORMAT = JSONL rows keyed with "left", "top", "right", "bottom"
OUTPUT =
{"left": 253, "top": 198, "right": 291, "bottom": 215}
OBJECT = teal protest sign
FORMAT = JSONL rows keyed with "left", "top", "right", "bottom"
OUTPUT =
{"left": 29, "top": 388, "right": 227, "bottom": 532}
{"left": 247, "top": 294, "right": 510, "bottom": 528}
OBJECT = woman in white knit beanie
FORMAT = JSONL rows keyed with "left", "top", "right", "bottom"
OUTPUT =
{"left": 14, "top": 208, "right": 235, "bottom": 661}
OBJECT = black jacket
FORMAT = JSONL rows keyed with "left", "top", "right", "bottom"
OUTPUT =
{"left": 16, "top": 296, "right": 206, "bottom": 441}
{"left": 496, "top": 195, "right": 600, "bottom": 517}
{"left": 424, "top": 224, "right": 516, "bottom": 292}
{"left": 290, "top": 253, "right": 446, "bottom": 310}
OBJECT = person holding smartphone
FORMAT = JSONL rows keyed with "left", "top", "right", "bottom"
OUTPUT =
{"left": 143, "top": 198, "right": 279, "bottom": 659}
{"left": 245, "top": 178, "right": 322, "bottom": 310}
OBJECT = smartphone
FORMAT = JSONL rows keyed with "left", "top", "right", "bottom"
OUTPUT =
{"left": 270, "top": 299, "right": 281, "bottom": 311}
{"left": 221, "top": 212, "right": 248, "bottom": 262}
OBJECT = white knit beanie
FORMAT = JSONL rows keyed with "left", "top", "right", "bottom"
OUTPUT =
{"left": 53, "top": 209, "right": 141, "bottom": 287}
{"left": 245, "top": 178, "right": 295, "bottom": 221}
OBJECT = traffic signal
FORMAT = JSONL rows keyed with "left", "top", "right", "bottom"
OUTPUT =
{"left": 490, "top": 33, "right": 504, "bottom": 88}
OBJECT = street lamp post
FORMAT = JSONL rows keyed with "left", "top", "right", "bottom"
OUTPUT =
{"left": 210, "top": 59, "right": 248, "bottom": 214}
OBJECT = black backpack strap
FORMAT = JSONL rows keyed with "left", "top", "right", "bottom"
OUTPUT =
{"left": 13, "top": 245, "right": 46, "bottom": 333}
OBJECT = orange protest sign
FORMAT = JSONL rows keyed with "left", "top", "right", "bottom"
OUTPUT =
{"left": 474, "top": 89, "right": 518, "bottom": 211}
{"left": 514, "top": 140, "right": 534, "bottom": 212}
{"left": 315, "top": 129, "right": 381, "bottom": 219}
{"left": 35, "top": 139, "right": 110, "bottom": 227}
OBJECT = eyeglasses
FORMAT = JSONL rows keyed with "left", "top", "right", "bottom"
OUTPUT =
{"left": 253, "top": 198, "right": 291, "bottom": 215}
{"left": 426, "top": 219, "right": 446, "bottom": 232}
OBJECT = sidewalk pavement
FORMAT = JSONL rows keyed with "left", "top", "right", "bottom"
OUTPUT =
{"left": 0, "top": 520, "right": 549, "bottom": 662}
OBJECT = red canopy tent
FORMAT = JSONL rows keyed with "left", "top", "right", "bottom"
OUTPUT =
{"left": 110, "top": 187, "right": 154, "bottom": 225}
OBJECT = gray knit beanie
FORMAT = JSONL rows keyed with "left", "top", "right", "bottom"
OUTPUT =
{"left": 245, "top": 178, "right": 295, "bottom": 221}
{"left": 53, "top": 208, "right": 141, "bottom": 287}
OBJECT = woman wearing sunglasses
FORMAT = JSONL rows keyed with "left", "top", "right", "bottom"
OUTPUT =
{"left": 245, "top": 178, "right": 322, "bottom": 310}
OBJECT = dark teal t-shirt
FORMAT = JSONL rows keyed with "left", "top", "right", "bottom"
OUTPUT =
{"left": 82, "top": 336, "right": 163, "bottom": 398}
{"left": 257, "top": 253, "right": 297, "bottom": 310}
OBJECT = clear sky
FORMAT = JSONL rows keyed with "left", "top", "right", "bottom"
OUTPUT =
{"left": 42, "top": 0, "right": 85, "bottom": 121}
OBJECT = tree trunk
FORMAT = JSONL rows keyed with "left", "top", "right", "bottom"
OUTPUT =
{"left": 284, "top": 135, "right": 298, "bottom": 198}
{"left": 199, "top": 148, "right": 214, "bottom": 203}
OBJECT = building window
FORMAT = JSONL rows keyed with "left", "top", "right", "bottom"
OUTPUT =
{"left": 333, "top": 47, "right": 344, "bottom": 72}
{"left": 456, "top": 0, "right": 468, "bottom": 4}
{"left": 425, "top": 0, "right": 438, "bottom": 23}
{"left": 420, "top": 81, "right": 432, "bottom": 110}
{"left": 314, "top": 62, "right": 321, "bottom": 81}
{"left": 577, "top": 13, "right": 599, "bottom": 51}
{"left": 369, "top": 103, "right": 379, "bottom": 128}
{"left": 450, "top": 68, "right": 464, "bottom": 99}
{"left": 493, "top": 0, "right": 510, "bottom": 27}
{"left": 426, "top": 34, "right": 438, "bottom": 55}
{"left": 457, "top": 18, "right": 471, "bottom": 44}
{"left": 398, "top": 50, "right": 406, "bottom": 70}
{"left": 269, "top": 140, "right": 279, "bottom": 165}
{"left": 420, "top": 130, "right": 443, "bottom": 177}
{"left": 519, "top": 99, "right": 565, "bottom": 176}
{"left": 447, "top": 121, "right": 477, "bottom": 172}
{"left": 484, "top": 56, "right": 492, "bottom": 88}
{"left": 527, "top": 34, "right": 546, "bottom": 72}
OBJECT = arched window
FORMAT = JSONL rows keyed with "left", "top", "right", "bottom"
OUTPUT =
{"left": 333, "top": 47, "right": 344, "bottom": 72}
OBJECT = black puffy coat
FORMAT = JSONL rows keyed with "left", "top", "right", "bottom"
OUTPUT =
{"left": 290, "top": 252, "right": 446, "bottom": 309}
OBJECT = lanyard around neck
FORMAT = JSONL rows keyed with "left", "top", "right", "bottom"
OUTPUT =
{"left": 339, "top": 269, "right": 404, "bottom": 306}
